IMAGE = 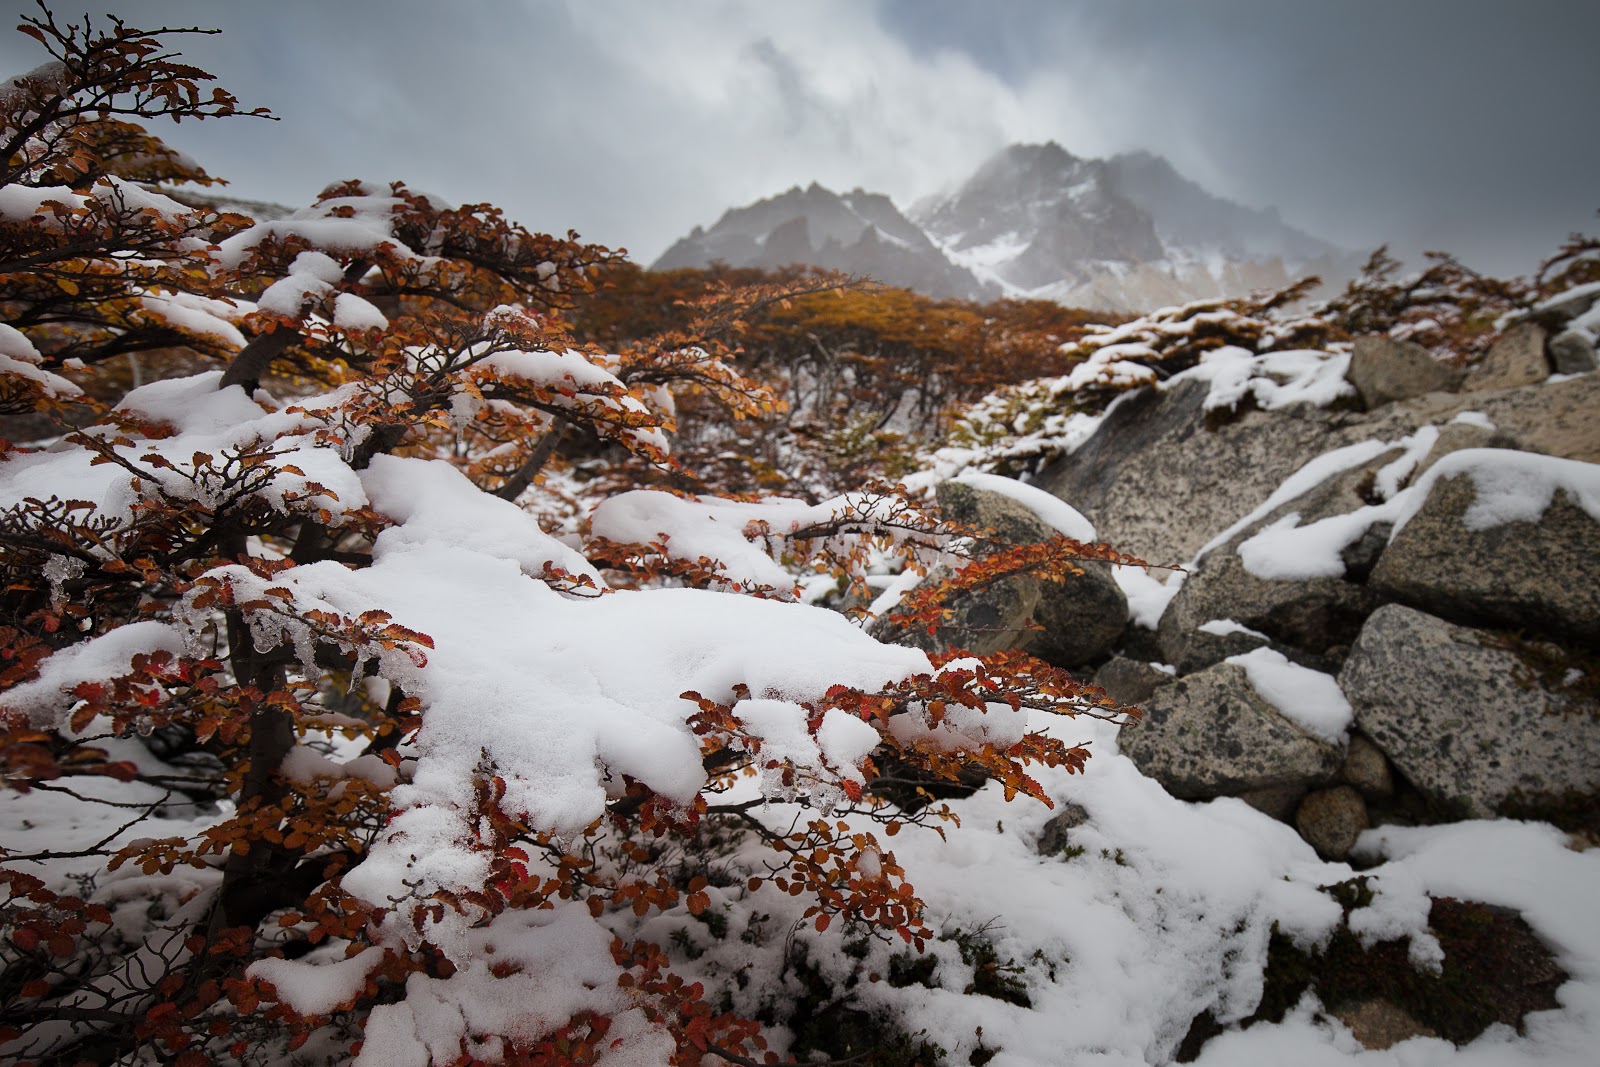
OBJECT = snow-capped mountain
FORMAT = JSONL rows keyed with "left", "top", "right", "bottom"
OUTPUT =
{"left": 911, "top": 142, "right": 1164, "bottom": 293}
{"left": 913, "top": 142, "right": 1360, "bottom": 310}
{"left": 652, "top": 182, "right": 993, "bottom": 301}
{"left": 653, "top": 144, "right": 1357, "bottom": 312}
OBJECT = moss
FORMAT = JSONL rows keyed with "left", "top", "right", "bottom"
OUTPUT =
{"left": 691, "top": 905, "right": 729, "bottom": 940}
{"left": 1499, "top": 787, "right": 1600, "bottom": 838}
{"left": 946, "top": 928, "right": 1032, "bottom": 1008}
{"left": 887, "top": 950, "right": 939, "bottom": 989}
{"left": 1255, "top": 892, "right": 1564, "bottom": 1045}
{"left": 1486, "top": 630, "right": 1600, "bottom": 713}
{"left": 1182, "top": 883, "right": 1566, "bottom": 1059}
{"left": 784, "top": 945, "right": 948, "bottom": 1067}
{"left": 789, "top": 1003, "right": 947, "bottom": 1067}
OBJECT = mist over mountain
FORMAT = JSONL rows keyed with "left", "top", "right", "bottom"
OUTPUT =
{"left": 652, "top": 182, "right": 992, "bottom": 301}
{"left": 653, "top": 143, "right": 1361, "bottom": 312}
{"left": 1104, "top": 149, "right": 1339, "bottom": 266}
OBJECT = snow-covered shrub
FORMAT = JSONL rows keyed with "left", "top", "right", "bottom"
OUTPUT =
{"left": 1315, "top": 246, "right": 1529, "bottom": 363}
{"left": 929, "top": 279, "right": 1339, "bottom": 477}
{"left": 0, "top": 10, "right": 1133, "bottom": 1064}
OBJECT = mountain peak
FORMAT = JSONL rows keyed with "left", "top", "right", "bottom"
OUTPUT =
{"left": 650, "top": 183, "right": 993, "bottom": 300}
{"left": 654, "top": 143, "right": 1351, "bottom": 313}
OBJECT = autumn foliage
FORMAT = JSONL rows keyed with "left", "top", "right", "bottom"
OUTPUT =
{"left": 0, "top": 8, "right": 1136, "bottom": 1066}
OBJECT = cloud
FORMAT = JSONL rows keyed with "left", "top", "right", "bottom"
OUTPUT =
{"left": 1, "top": 0, "right": 1594, "bottom": 276}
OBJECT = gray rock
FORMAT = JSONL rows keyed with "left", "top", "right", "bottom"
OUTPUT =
{"left": 1338, "top": 521, "right": 1394, "bottom": 583}
{"left": 1339, "top": 604, "right": 1600, "bottom": 818}
{"left": 912, "top": 480, "right": 1127, "bottom": 668}
{"left": 1237, "top": 784, "right": 1306, "bottom": 823}
{"left": 1030, "top": 562, "right": 1128, "bottom": 669}
{"left": 1163, "top": 619, "right": 1284, "bottom": 677}
{"left": 876, "top": 566, "right": 1041, "bottom": 657}
{"left": 1296, "top": 785, "right": 1370, "bottom": 859}
{"left": 1548, "top": 329, "right": 1598, "bottom": 375}
{"left": 1369, "top": 469, "right": 1600, "bottom": 645}
{"left": 1037, "top": 803, "right": 1090, "bottom": 855}
{"left": 1342, "top": 734, "right": 1395, "bottom": 803}
{"left": 1535, "top": 286, "right": 1600, "bottom": 324}
{"left": 1347, "top": 336, "right": 1463, "bottom": 409}
{"left": 935, "top": 479, "right": 1052, "bottom": 549}
{"left": 1157, "top": 455, "right": 1393, "bottom": 669}
{"left": 1464, "top": 371, "right": 1600, "bottom": 463}
{"left": 1409, "top": 421, "right": 1515, "bottom": 479}
{"left": 1465, "top": 322, "right": 1548, "bottom": 392}
{"left": 1118, "top": 662, "right": 1343, "bottom": 799}
{"left": 1091, "top": 656, "right": 1174, "bottom": 706}
{"left": 1034, "top": 360, "right": 1600, "bottom": 577}
{"left": 1035, "top": 376, "right": 1359, "bottom": 567}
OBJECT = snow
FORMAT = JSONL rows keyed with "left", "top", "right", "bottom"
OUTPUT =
{"left": 470, "top": 343, "right": 669, "bottom": 458}
{"left": 319, "top": 560, "right": 931, "bottom": 934}
{"left": 1199, "top": 618, "right": 1269, "bottom": 640}
{"left": 0, "top": 182, "right": 85, "bottom": 223}
{"left": 1448, "top": 410, "right": 1495, "bottom": 430}
{"left": 101, "top": 176, "right": 196, "bottom": 222}
{"left": 0, "top": 620, "right": 188, "bottom": 725}
{"left": 257, "top": 250, "right": 345, "bottom": 317}
{"left": 588, "top": 490, "right": 814, "bottom": 592}
{"left": 136, "top": 291, "right": 249, "bottom": 350}
{"left": 1115, "top": 564, "right": 1184, "bottom": 629}
{"left": 1372, "top": 425, "right": 1438, "bottom": 500}
{"left": 9, "top": 285, "right": 1600, "bottom": 1064}
{"left": 12, "top": 396, "right": 1600, "bottom": 1066}
{"left": 214, "top": 192, "right": 413, "bottom": 270}
{"left": 954, "top": 469, "right": 1097, "bottom": 541}
{"left": 362, "top": 455, "right": 598, "bottom": 586}
{"left": 1192, "top": 438, "right": 1394, "bottom": 565}
{"left": 248, "top": 942, "right": 384, "bottom": 1016}
{"left": 0, "top": 322, "right": 81, "bottom": 398}
{"left": 1225, "top": 647, "right": 1353, "bottom": 743}
{"left": 1395, "top": 447, "right": 1600, "bottom": 532}
{"left": 1236, "top": 444, "right": 1600, "bottom": 581}
{"left": 732, "top": 698, "right": 878, "bottom": 801}
{"left": 333, "top": 291, "right": 389, "bottom": 331}
{"left": 1174, "top": 345, "right": 1355, "bottom": 413}
{"left": 1533, "top": 280, "right": 1600, "bottom": 316}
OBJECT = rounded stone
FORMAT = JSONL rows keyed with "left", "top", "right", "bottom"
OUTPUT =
{"left": 1342, "top": 734, "right": 1394, "bottom": 803}
{"left": 1296, "top": 785, "right": 1370, "bottom": 860}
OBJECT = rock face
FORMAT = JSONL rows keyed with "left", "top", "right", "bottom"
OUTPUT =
{"left": 1348, "top": 337, "right": 1463, "bottom": 409}
{"left": 1091, "top": 657, "right": 1173, "bottom": 706}
{"left": 1548, "top": 329, "right": 1598, "bottom": 374}
{"left": 1156, "top": 453, "right": 1394, "bottom": 671}
{"left": 1464, "top": 322, "right": 1549, "bottom": 392}
{"left": 1035, "top": 377, "right": 1357, "bottom": 566}
{"left": 877, "top": 482, "right": 1127, "bottom": 667}
{"left": 1039, "top": 372, "right": 1600, "bottom": 575}
{"left": 652, "top": 182, "right": 992, "bottom": 301}
{"left": 879, "top": 566, "right": 1041, "bottom": 658}
{"left": 1036, "top": 803, "right": 1091, "bottom": 856}
{"left": 651, "top": 144, "right": 1353, "bottom": 314}
{"left": 1117, "top": 662, "right": 1343, "bottom": 799}
{"left": 913, "top": 142, "right": 1164, "bottom": 293}
{"left": 1369, "top": 470, "right": 1600, "bottom": 645}
{"left": 912, "top": 143, "right": 1353, "bottom": 311}
{"left": 935, "top": 481, "right": 1128, "bottom": 667}
{"left": 1339, "top": 604, "right": 1600, "bottom": 818}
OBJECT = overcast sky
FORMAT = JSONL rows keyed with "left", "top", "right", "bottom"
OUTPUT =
{"left": 4, "top": 1, "right": 1596, "bottom": 277}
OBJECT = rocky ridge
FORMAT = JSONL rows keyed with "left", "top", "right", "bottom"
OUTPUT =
{"left": 881, "top": 289, "right": 1600, "bottom": 1052}
{"left": 653, "top": 143, "right": 1357, "bottom": 312}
